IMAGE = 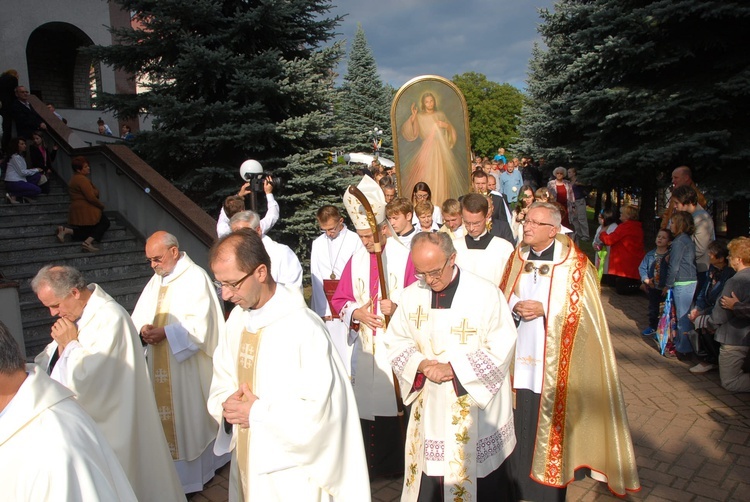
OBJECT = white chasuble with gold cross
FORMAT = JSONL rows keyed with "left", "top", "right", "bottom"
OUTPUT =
{"left": 384, "top": 268, "right": 517, "bottom": 502}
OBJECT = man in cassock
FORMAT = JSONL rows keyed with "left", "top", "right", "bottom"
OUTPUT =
{"left": 331, "top": 175, "right": 417, "bottom": 479}
{"left": 384, "top": 232, "right": 518, "bottom": 502}
{"left": 500, "top": 202, "right": 640, "bottom": 500}
{"left": 0, "top": 322, "right": 137, "bottom": 502}
{"left": 131, "top": 231, "right": 229, "bottom": 493}
{"left": 230, "top": 210, "right": 303, "bottom": 290}
{"left": 310, "top": 205, "right": 363, "bottom": 376}
{"left": 208, "top": 229, "right": 369, "bottom": 501}
{"left": 32, "top": 265, "right": 185, "bottom": 502}
{"left": 453, "top": 193, "right": 515, "bottom": 287}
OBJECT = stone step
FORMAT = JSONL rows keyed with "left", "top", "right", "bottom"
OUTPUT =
{"left": 0, "top": 226, "right": 130, "bottom": 250}
{"left": 4, "top": 257, "right": 151, "bottom": 284}
{"left": 0, "top": 201, "right": 71, "bottom": 215}
{"left": 0, "top": 216, "right": 117, "bottom": 237}
{"left": 4, "top": 246, "right": 146, "bottom": 276}
{"left": 0, "top": 234, "right": 141, "bottom": 262}
{"left": 1, "top": 193, "right": 70, "bottom": 205}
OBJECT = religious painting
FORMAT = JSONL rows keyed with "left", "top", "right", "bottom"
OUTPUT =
{"left": 391, "top": 75, "right": 472, "bottom": 206}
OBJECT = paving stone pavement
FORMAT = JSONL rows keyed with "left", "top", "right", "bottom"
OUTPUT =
{"left": 193, "top": 286, "right": 750, "bottom": 501}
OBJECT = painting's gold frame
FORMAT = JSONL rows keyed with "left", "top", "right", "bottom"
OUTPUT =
{"left": 390, "top": 75, "right": 473, "bottom": 200}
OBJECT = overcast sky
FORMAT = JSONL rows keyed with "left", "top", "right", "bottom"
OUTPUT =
{"left": 330, "top": 0, "right": 556, "bottom": 91}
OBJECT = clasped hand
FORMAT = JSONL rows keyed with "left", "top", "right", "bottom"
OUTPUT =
{"left": 514, "top": 300, "right": 545, "bottom": 321}
{"left": 222, "top": 383, "right": 258, "bottom": 429}
{"left": 418, "top": 359, "right": 454, "bottom": 383}
{"left": 51, "top": 318, "right": 78, "bottom": 351}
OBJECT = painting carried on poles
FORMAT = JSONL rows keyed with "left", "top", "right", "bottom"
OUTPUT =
{"left": 391, "top": 75, "right": 472, "bottom": 206}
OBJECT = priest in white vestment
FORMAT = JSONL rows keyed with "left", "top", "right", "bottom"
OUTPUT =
{"left": 453, "top": 193, "right": 515, "bottom": 287}
{"left": 384, "top": 232, "right": 517, "bottom": 501}
{"left": 230, "top": 210, "right": 303, "bottom": 290}
{"left": 208, "top": 229, "right": 370, "bottom": 501}
{"left": 331, "top": 175, "right": 417, "bottom": 478}
{"left": 32, "top": 265, "right": 185, "bottom": 502}
{"left": 500, "top": 202, "right": 640, "bottom": 500}
{"left": 0, "top": 325, "right": 137, "bottom": 502}
{"left": 131, "top": 231, "right": 229, "bottom": 493}
{"left": 310, "top": 205, "right": 363, "bottom": 376}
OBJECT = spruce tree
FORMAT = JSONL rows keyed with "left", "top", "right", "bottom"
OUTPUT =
{"left": 334, "top": 25, "right": 393, "bottom": 158}
{"left": 519, "top": 0, "right": 750, "bottom": 234}
{"left": 87, "top": 0, "right": 355, "bottom": 260}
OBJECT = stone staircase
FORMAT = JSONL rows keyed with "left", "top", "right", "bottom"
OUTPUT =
{"left": 0, "top": 175, "right": 152, "bottom": 357}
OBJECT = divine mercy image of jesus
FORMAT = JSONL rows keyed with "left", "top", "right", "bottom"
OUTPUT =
{"left": 392, "top": 76, "right": 472, "bottom": 205}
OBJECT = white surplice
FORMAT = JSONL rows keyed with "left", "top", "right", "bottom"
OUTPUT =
{"left": 384, "top": 269, "right": 517, "bottom": 501}
{"left": 131, "top": 253, "right": 229, "bottom": 492}
{"left": 453, "top": 232, "right": 515, "bottom": 287}
{"left": 35, "top": 284, "right": 185, "bottom": 502}
{"left": 207, "top": 285, "right": 370, "bottom": 502}
{"left": 262, "top": 235, "right": 303, "bottom": 291}
{"left": 0, "top": 365, "right": 137, "bottom": 502}
{"left": 310, "top": 226, "right": 363, "bottom": 376}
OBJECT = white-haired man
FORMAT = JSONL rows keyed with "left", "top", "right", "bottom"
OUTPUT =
{"left": 500, "top": 202, "right": 640, "bottom": 499}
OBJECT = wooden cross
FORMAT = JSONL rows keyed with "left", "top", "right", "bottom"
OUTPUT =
{"left": 451, "top": 319, "right": 477, "bottom": 344}
{"left": 409, "top": 305, "right": 428, "bottom": 329}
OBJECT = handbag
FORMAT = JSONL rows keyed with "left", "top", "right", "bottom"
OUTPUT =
{"left": 656, "top": 289, "right": 677, "bottom": 356}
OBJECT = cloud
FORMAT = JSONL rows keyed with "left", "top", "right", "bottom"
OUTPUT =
{"left": 330, "top": 0, "right": 555, "bottom": 90}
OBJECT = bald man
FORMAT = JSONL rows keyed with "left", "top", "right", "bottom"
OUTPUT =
{"left": 661, "top": 166, "right": 707, "bottom": 229}
{"left": 131, "top": 231, "right": 228, "bottom": 493}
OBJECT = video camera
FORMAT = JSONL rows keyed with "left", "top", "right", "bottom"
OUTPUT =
{"left": 239, "top": 159, "right": 282, "bottom": 192}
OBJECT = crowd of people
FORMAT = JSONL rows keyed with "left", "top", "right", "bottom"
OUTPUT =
{"left": 1, "top": 106, "right": 747, "bottom": 502}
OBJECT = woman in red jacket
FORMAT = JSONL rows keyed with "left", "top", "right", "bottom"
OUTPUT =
{"left": 600, "top": 204, "right": 646, "bottom": 294}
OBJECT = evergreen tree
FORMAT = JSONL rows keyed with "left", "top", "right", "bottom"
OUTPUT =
{"left": 518, "top": 0, "right": 750, "bottom": 234}
{"left": 87, "top": 0, "right": 354, "bottom": 259}
{"left": 334, "top": 25, "right": 393, "bottom": 159}
{"left": 452, "top": 72, "right": 525, "bottom": 158}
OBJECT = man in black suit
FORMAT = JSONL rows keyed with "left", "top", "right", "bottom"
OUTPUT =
{"left": 10, "top": 86, "right": 46, "bottom": 140}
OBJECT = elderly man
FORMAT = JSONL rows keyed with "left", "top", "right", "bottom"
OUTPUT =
{"left": 453, "top": 193, "right": 514, "bottom": 287}
{"left": 385, "top": 232, "right": 517, "bottom": 501}
{"left": 230, "top": 210, "right": 303, "bottom": 290}
{"left": 208, "top": 229, "right": 369, "bottom": 501}
{"left": 500, "top": 202, "right": 640, "bottom": 499}
{"left": 32, "top": 265, "right": 185, "bottom": 501}
{"left": 0, "top": 322, "right": 137, "bottom": 501}
{"left": 310, "top": 205, "right": 363, "bottom": 376}
{"left": 131, "top": 231, "right": 228, "bottom": 493}
{"left": 661, "top": 165, "right": 707, "bottom": 229}
{"left": 331, "top": 175, "right": 416, "bottom": 479}
{"left": 9, "top": 85, "right": 46, "bottom": 140}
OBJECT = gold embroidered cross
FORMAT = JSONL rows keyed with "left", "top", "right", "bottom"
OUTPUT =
{"left": 451, "top": 319, "right": 477, "bottom": 344}
{"left": 409, "top": 305, "right": 428, "bottom": 329}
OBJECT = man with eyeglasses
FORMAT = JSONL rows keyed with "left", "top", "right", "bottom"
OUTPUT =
{"left": 310, "top": 205, "right": 362, "bottom": 376}
{"left": 208, "top": 229, "right": 369, "bottom": 501}
{"left": 384, "top": 232, "right": 517, "bottom": 501}
{"left": 501, "top": 202, "right": 640, "bottom": 499}
{"left": 131, "top": 231, "right": 229, "bottom": 493}
{"left": 331, "top": 175, "right": 417, "bottom": 480}
{"left": 453, "top": 193, "right": 514, "bottom": 287}
{"left": 31, "top": 265, "right": 185, "bottom": 501}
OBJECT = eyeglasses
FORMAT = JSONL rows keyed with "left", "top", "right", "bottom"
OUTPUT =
{"left": 146, "top": 253, "right": 167, "bottom": 264}
{"left": 415, "top": 257, "right": 451, "bottom": 282}
{"left": 463, "top": 219, "right": 487, "bottom": 229}
{"left": 213, "top": 271, "right": 253, "bottom": 291}
{"left": 522, "top": 219, "right": 555, "bottom": 228}
{"left": 414, "top": 193, "right": 429, "bottom": 200}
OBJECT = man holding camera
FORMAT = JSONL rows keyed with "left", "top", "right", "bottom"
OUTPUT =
{"left": 216, "top": 175, "right": 279, "bottom": 239}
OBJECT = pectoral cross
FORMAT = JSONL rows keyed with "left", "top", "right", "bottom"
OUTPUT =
{"left": 409, "top": 305, "right": 428, "bottom": 329}
{"left": 451, "top": 318, "right": 477, "bottom": 344}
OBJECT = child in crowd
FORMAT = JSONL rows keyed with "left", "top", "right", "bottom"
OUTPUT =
{"left": 414, "top": 201, "right": 439, "bottom": 233}
{"left": 639, "top": 228, "right": 673, "bottom": 336}
{"left": 386, "top": 197, "right": 416, "bottom": 247}
{"left": 594, "top": 209, "right": 618, "bottom": 283}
